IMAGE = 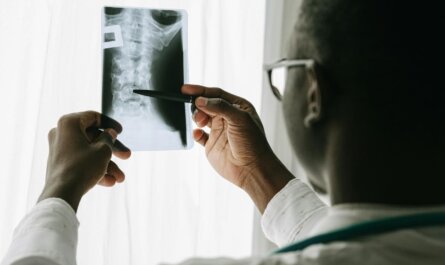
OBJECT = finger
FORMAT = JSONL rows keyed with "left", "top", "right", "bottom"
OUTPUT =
{"left": 183, "top": 85, "right": 260, "bottom": 126}
{"left": 47, "top": 128, "right": 56, "bottom": 145}
{"left": 193, "top": 128, "right": 209, "bottom": 146}
{"left": 106, "top": 160, "right": 125, "bottom": 183}
{"left": 193, "top": 109, "right": 210, "bottom": 128}
{"left": 98, "top": 174, "right": 117, "bottom": 187}
{"left": 182, "top": 84, "right": 246, "bottom": 105}
{"left": 85, "top": 127, "right": 131, "bottom": 159}
{"left": 77, "top": 111, "right": 123, "bottom": 133}
{"left": 112, "top": 139, "right": 132, "bottom": 160}
{"left": 195, "top": 97, "right": 247, "bottom": 126}
{"left": 93, "top": 129, "right": 117, "bottom": 159}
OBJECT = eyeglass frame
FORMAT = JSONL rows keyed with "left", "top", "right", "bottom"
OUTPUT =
{"left": 263, "top": 59, "right": 315, "bottom": 101}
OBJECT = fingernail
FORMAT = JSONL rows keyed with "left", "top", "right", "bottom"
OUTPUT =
{"left": 192, "top": 109, "right": 198, "bottom": 120}
{"left": 195, "top": 97, "right": 208, "bottom": 107}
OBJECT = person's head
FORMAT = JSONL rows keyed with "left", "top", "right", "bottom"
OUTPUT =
{"left": 282, "top": 0, "right": 445, "bottom": 204}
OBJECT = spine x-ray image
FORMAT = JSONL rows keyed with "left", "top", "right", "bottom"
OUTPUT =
{"left": 101, "top": 7, "right": 192, "bottom": 151}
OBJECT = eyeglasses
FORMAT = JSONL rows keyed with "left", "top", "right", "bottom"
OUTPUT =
{"left": 264, "top": 59, "right": 314, "bottom": 101}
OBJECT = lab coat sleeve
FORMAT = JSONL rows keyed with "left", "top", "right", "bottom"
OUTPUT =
{"left": 261, "top": 178, "right": 328, "bottom": 247}
{"left": 1, "top": 198, "right": 79, "bottom": 265}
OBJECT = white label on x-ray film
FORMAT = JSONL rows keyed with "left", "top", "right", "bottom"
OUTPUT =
{"left": 102, "top": 25, "right": 124, "bottom": 49}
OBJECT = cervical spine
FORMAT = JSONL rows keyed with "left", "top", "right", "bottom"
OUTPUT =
{"left": 105, "top": 9, "right": 182, "bottom": 117}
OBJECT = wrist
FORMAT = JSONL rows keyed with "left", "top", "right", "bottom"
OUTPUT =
{"left": 241, "top": 153, "right": 294, "bottom": 213}
{"left": 38, "top": 180, "right": 82, "bottom": 212}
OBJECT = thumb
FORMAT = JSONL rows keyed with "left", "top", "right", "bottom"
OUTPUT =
{"left": 195, "top": 97, "right": 245, "bottom": 125}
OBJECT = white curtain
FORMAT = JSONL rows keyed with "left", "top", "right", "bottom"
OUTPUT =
{"left": 0, "top": 0, "right": 266, "bottom": 264}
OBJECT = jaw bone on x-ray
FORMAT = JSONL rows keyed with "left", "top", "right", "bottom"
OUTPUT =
{"left": 101, "top": 7, "right": 193, "bottom": 151}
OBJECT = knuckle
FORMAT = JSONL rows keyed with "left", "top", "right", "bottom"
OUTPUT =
{"left": 83, "top": 110, "right": 101, "bottom": 122}
{"left": 79, "top": 110, "right": 101, "bottom": 127}
{"left": 47, "top": 128, "right": 56, "bottom": 142}
{"left": 215, "top": 87, "right": 224, "bottom": 95}
{"left": 241, "top": 101, "right": 259, "bottom": 117}
{"left": 57, "top": 114, "right": 74, "bottom": 127}
{"left": 238, "top": 98, "right": 254, "bottom": 110}
{"left": 211, "top": 87, "right": 228, "bottom": 99}
{"left": 244, "top": 100, "right": 254, "bottom": 109}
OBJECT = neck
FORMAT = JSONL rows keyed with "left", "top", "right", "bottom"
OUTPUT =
{"left": 326, "top": 124, "right": 445, "bottom": 206}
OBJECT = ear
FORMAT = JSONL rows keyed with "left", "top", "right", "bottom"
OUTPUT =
{"left": 304, "top": 63, "right": 322, "bottom": 128}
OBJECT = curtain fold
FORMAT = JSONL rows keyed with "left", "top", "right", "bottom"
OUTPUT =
{"left": 0, "top": 1, "right": 266, "bottom": 264}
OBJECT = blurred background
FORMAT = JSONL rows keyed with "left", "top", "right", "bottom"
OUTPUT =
{"left": 0, "top": 0, "right": 309, "bottom": 264}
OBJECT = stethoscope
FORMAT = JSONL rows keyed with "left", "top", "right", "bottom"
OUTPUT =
{"left": 273, "top": 211, "right": 445, "bottom": 254}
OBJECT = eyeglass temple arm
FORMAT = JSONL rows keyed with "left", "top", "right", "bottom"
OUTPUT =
{"left": 263, "top": 59, "right": 314, "bottom": 71}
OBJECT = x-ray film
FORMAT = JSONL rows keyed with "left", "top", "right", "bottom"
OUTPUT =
{"left": 101, "top": 7, "right": 193, "bottom": 151}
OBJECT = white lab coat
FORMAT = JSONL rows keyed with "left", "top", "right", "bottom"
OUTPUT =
{"left": 2, "top": 179, "right": 445, "bottom": 265}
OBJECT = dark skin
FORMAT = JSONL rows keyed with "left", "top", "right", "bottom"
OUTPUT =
{"left": 283, "top": 27, "right": 445, "bottom": 205}
{"left": 38, "top": 111, "right": 131, "bottom": 212}
{"left": 38, "top": 88, "right": 294, "bottom": 214}
{"left": 185, "top": 85, "right": 294, "bottom": 212}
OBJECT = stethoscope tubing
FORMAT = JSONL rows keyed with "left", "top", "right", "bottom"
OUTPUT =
{"left": 273, "top": 211, "right": 445, "bottom": 254}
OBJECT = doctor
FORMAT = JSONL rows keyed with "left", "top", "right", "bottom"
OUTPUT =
{"left": 3, "top": 0, "right": 445, "bottom": 264}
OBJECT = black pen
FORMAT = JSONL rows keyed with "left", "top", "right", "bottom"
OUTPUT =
{"left": 133, "top": 90, "right": 195, "bottom": 103}
{"left": 133, "top": 89, "right": 241, "bottom": 112}
{"left": 133, "top": 89, "right": 197, "bottom": 112}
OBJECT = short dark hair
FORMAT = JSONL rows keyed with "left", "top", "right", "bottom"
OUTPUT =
{"left": 294, "top": 0, "right": 443, "bottom": 112}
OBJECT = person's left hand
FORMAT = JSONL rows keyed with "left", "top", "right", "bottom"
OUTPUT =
{"left": 38, "top": 111, "right": 131, "bottom": 212}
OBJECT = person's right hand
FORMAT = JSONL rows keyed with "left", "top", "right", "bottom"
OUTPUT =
{"left": 39, "top": 111, "right": 131, "bottom": 212}
{"left": 182, "top": 85, "right": 293, "bottom": 212}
